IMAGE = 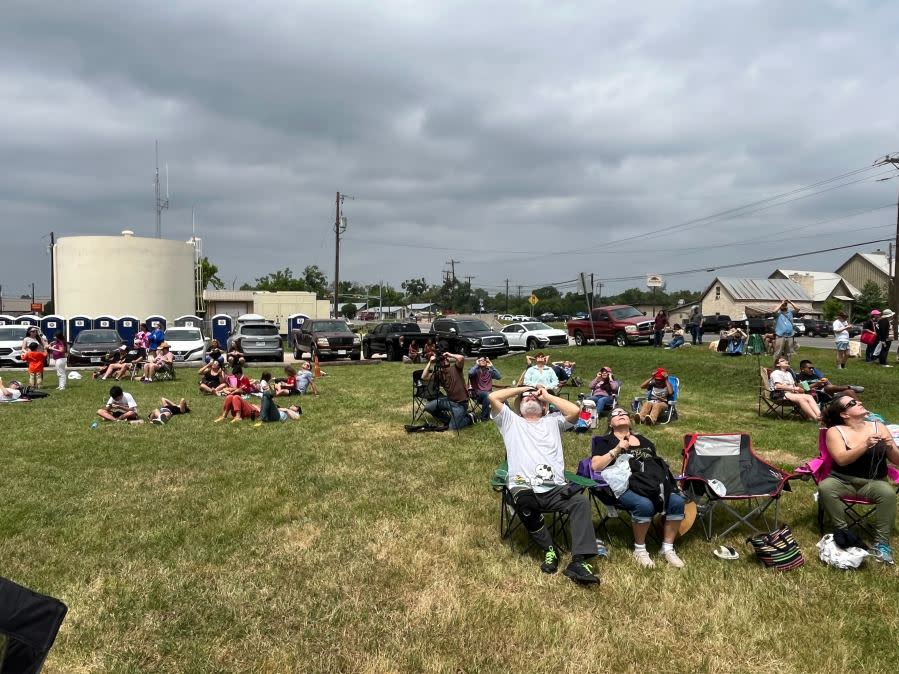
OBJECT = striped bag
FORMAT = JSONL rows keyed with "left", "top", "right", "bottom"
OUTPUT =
{"left": 747, "top": 525, "right": 805, "bottom": 571}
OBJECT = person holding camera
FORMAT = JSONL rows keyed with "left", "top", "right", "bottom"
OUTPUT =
{"left": 422, "top": 346, "right": 473, "bottom": 430}
{"left": 468, "top": 356, "right": 501, "bottom": 421}
{"left": 772, "top": 299, "right": 799, "bottom": 362}
{"left": 488, "top": 384, "right": 600, "bottom": 585}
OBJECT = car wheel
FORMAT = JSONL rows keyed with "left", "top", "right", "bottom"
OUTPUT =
{"left": 526, "top": 338, "right": 537, "bottom": 351}
{"left": 362, "top": 342, "right": 371, "bottom": 359}
{"left": 614, "top": 332, "right": 628, "bottom": 348}
{"left": 462, "top": 343, "right": 473, "bottom": 357}
{"left": 386, "top": 343, "right": 396, "bottom": 361}
{"left": 574, "top": 331, "right": 586, "bottom": 346}
{"left": 294, "top": 348, "right": 302, "bottom": 360}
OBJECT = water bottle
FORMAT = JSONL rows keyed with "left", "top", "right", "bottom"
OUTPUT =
{"left": 90, "top": 421, "right": 100, "bottom": 429}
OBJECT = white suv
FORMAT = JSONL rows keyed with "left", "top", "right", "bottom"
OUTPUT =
{"left": 0, "top": 325, "right": 29, "bottom": 367}
{"left": 163, "top": 327, "right": 207, "bottom": 362}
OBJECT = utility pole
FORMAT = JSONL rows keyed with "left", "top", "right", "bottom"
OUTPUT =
{"left": 445, "top": 259, "right": 460, "bottom": 284}
{"left": 517, "top": 285, "right": 522, "bottom": 311}
{"left": 505, "top": 279, "right": 510, "bottom": 314}
{"left": 874, "top": 154, "right": 899, "bottom": 337}
{"left": 49, "top": 231, "right": 55, "bottom": 313}
{"left": 31, "top": 283, "right": 35, "bottom": 303}
{"left": 333, "top": 192, "right": 351, "bottom": 320}
{"left": 596, "top": 281, "right": 603, "bottom": 305}
{"left": 154, "top": 141, "right": 169, "bottom": 239}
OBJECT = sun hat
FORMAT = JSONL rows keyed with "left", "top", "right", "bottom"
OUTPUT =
{"left": 713, "top": 545, "right": 740, "bottom": 560}
{"left": 67, "top": 371, "right": 82, "bottom": 380}
{"left": 708, "top": 479, "right": 728, "bottom": 497}
{"left": 600, "top": 366, "right": 612, "bottom": 373}
{"left": 159, "top": 342, "right": 170, "bottom": 350}
{"left": 881, "top": 309, "right": 895, "bottom": 319}
{"left": 581, "top": 399, "right": 597, "bottom": 408}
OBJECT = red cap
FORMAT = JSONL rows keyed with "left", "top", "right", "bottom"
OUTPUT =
{"left": 653, "top": 368, "right": 667, "bottom": 380}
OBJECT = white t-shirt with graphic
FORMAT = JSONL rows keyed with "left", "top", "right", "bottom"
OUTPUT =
{"left": 494, "top": 406, "right": 567, "bottom": 493}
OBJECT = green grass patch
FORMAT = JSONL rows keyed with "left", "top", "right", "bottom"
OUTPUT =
{"left": 2, "top": 345, "right": 899, "bottom": 673}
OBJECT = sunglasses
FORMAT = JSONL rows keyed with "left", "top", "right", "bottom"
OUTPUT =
{"left": 843, "top": 399, "right": 859, "bottom": 410}
{"left": 610, "top": 409, "right": 629, "bottom": 417}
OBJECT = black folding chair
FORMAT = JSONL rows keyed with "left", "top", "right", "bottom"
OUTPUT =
{"left": 0, "top": 576, "right": 68, "bottom": 674}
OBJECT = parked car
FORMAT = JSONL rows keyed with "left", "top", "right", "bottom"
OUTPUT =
{"left": 68, "top": 329, "right": 125, "bottom": 366}
{"left": 801, "top": 319, "right": 829, "bottom": 337}
{"left": 566, "top": 305, "right": 653, "bottom": 347}
{"left": 163, "top": 327, "right": 207, "bottom": 362}
{"left": 362, "top": 322, "right": 424, "bottom": 361}
{"left": 430, "top": 317, "right": 509, "bottom": 356}
{"left": 538, "top": 312, "right": 557, "bottom": 322}
{"left": 847, "top": 323, "right": 862, "bottom": 337}
{"left": 0, "top": 325, "right": 29, "bottom": 367}
{"left": 228, "top": 320, "right": 284, "bottom": 362}
{"left": 292, "top": 318, "right": 361, "bottom": 361}
{"left": 497, "top": 314, "right": 514, "bottom": 321}
{"left": 501, "top": 321, "right": 567, "bottom": 351}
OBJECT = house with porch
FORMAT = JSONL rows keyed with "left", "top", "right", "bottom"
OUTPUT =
{"left": 767, "top": 270, "right": 859, "bottom": 315}
{"left": 699, "top": 277, "right": 814, "bottom": 320}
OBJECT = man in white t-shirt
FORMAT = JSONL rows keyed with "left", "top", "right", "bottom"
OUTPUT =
{"left": 488, "top": 384, "right": 599, "bottom": 585}
{"left": 0, "top": 377, "right": 23, "bottom": 401}
{"left": 832, "top": 310, "right": 851, "bottom": 370}
{"left": 97, "top": 385, "right": 139, "bottom": 422}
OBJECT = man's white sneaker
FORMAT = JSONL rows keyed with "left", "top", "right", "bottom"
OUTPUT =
{"left": 662, "top": 549, "right": 686, "bottom": 568}
{"left": 633, "top": 549, "right": 655, "bottom": 568}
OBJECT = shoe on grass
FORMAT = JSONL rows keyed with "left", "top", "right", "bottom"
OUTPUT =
{"left": 872, "top": 542, "right": 894, "bottom": 565}
{"left": 540, "top": 546, "right": 559, "bottom": 574}
{"left": 632, "top": 413, "right": 642, "bottom": 425}
{"left": 662, "top": 549, "right": 686, "bottom": 568}
{"left": 849, "top": 385, "right": 865, "bottom": 393}
{"left": 633, "top": 549, "right": 655, "bottom": 568}
{"left": 563, "top": 559, "right": 600, "bottom": 585}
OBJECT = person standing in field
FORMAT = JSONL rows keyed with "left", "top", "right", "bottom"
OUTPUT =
{"left": 832, "top": 311, "right": 851, "bottom": 370}
{"left": 20, "top": 342, "right": 47, "bottom": 389}
{"left": 50, "top": 332, "right": 67, "bottom": 390}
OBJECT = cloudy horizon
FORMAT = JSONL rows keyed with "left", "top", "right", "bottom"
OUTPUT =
{"left": 3, "top": 0, "right": 899, "bottom": 301}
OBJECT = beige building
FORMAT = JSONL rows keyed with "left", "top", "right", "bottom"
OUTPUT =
{"left": 203, "top": 290, "right": 330, "bottom": 333}
{"left": 699, "top": 277, "right": 813, "bottom": 319}
{"left": 768, "top": 270, "right": 859, "bottom": 315}
{"left": 835, "top": 250, "right": 893, "bottom": 293}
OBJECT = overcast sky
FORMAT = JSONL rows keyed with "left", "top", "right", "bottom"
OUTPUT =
{"left": 3, "top": 0, "right": 899, "bottom": 301}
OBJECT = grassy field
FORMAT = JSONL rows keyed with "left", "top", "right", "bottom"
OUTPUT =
{"left": 2, "top": 344, "right": 899, "bottom": 673}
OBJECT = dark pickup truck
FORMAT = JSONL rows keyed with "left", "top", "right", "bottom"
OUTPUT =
{"left": 291, "top": 318, "right": 361, "bottom": 361}
{"left": 362, "top": 322, "right": 425, "bottom": 361}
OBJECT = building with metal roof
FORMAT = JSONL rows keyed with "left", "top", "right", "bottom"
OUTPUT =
{"left": 699, "top": 277, "right": 815, "bottom": 318}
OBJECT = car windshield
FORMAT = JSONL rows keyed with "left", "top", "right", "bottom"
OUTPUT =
{"left": 609, "top": 307, "right": 644, "bottom": 320}
{"left": 313, "top": 321, "right": 351, "bottom": 333}
{"left": 388, "top": 323, "right": 420, "bottom": 332}
{"left": 0, "top": 327, "right": 29, "bottom": 340}
{"left": 523, "top": 322, "right": 551, "bottom": 331}
{"left": 75, "top": 330, "right": 121, "bottom": 344}
{"left": 165, "top": 329, "right": 202, "bottom": 341}
{"left": 241, "top": 325, "right": 279, "bottom": 336}
{"left": 455, "top": 320, "right": 491, "bottom": 332}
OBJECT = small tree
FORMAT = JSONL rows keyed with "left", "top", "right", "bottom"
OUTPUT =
{"left": 854, "top": 281, "right": 887, "bottom": 321}
{"left": 820, "top": 297, "right": 843, "bottom": 322}
{"left": 342, "top": 302, "right": 358, "bottom": 320}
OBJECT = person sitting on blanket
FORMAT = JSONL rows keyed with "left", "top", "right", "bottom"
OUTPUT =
{"left": 97, "top": 385, "right": 139, "bottom": 422}
{"left": 768, "top": 356, "right": 821, "bottom": 422}
{"left": 820, "top": 395, "right": 899, "bottom": 565}
{"left": 634, "top": 368, "right": 673, "bottom": 426}
{"left": 796, "top": 359, "right": 864, "bottom": 404}
{"left": 148, "top": 397, "right": 191, "bottom": 425}
{"left": 587, "top": 366, "right": 619, "bottom": 413}
{"left": 254, "top": 391, "right": 302, "bottom": 425}
{"left": 487, "top": 384, "right": 600, "bottom": 585}
{"left": 523, "top": 352, "right": 559, "bottom": 390}
{"left": 666, "top": 324, "right": 685, "bottom": 349}
{"left": 591, "top": 407, "right": 686, "bottom": 568}
{"left": 0, "top": 377, "right": 23, "bottom": 401}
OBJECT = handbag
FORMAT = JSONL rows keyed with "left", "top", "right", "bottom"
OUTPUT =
{"left": 873, "top": 341, "right": 884, "bottom": 357}
{"left": 860, "top": 330, "right": 877, "bottom": 346}
{"left": 746, "top": 525, "right": 804, "bottom": 571}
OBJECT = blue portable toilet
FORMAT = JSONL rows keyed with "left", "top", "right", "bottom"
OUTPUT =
{"left": 68, "top": 315, "right": 92, "bottom": 343}
{"left": 40, "top": 315, "right": 66, "bottom": 340}
{"left": 93, "top": 315, "right": 117, "bottom": 331}
{"left": 173, "top": 314, "right": 203, "bottom": 329}
{"left": 16, "top": 314, "right": 40, "bottom": 328}
{"left": 145, "top": 315, "right": 167, "bottom": 331}
{"left": 0, "top": 314, "right": 14, "bottom": 325}
{"left": 116, "top": 316, "right": 139, "bottom": 345}
{"left": 211, "top": 314, "right": 232, "bottom": 347}
{"left": 287, "top": 313, "right": 310, "bottom": 334}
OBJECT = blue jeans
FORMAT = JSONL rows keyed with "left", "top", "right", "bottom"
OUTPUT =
{"left": 616, "top": 489, "right": 685, "bottom": 524}
{"left": 474, "top": 390, "right": 491, "bottom": 420}
{"left": 653, "top": 330, "right": 664, "bottom": 347}
{"left": 690, "top": 325, "right": 702, "bottom": 344}
{"left": 424, "top": 398, "right": 471, "bottom": 430}
{"left": 668, "top": 336, "right": 684, "bottom": 349}
{"left": 588, "top": 395, "right": 613, "bottom": 412}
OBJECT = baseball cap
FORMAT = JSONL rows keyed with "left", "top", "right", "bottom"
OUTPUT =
{"left": 600, "top": 366, "right": 612, "bottom": 373}
{"left": 871, "top": 309, "right": 881, "bottom": 316}
{"left": 653, "top": 367, "right": 667, "bottom": 380}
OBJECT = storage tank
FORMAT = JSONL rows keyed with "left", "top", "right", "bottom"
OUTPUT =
{"left": 54, "top": 232, "right": 195, "bottom": 319}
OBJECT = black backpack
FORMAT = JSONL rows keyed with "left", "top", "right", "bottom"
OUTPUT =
{"left": 628, "top": 455, "right": 676, "bottom": 513}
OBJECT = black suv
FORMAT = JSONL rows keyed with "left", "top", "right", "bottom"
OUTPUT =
{"left": 801, "top": 318, "right": 830, "bottom": 337}
{"left": 430, "top": 318, "right": 508, "bottom": 357}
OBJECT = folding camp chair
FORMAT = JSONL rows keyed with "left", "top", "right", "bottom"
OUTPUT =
{"left": 490, "top": 462, "right": 596, "bottom": 554}
{"left": 0, "top": 576, "right": 68, "bottom": 674}
{"left": 795, "top": 429, "right": 899, "bottom": 541}
{"left": 410, "top": 369, "right": 439, "bottom": 425}
{"left": 631, "top": 375, "right": 679, "bottom": 424}
{"left": 153, "top": 361, "right": 176, "bottom": 382}
{"left": 757, "top": 367, "right": 801, "bottom": 419}
{"left": 680, "top": 433, "right": 794, "bottom": 539}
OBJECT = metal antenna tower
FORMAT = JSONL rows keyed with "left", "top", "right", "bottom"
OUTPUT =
{"left": 155, "top": 140, "right": 169, "bottom": 238}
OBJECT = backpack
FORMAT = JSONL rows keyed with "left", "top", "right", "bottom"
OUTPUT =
{"left": 573, "top": 405, "right": 597, "bottom": 434}
{"left": 628, "top": 455, "right": 676, "bottom": 513}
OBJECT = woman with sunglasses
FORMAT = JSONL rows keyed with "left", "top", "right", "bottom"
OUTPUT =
{"left": 591, "top": 407, "right": 686, "bottom": 569}
{"left": 819, "top": 395, "right": 899, "bottom": 565}
{"left": 768, "top": 356, "right": 821, "bottom": 422}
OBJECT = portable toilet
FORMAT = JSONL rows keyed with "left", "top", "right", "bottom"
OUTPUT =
{"left": 145, "top": 315, "right": 167, "bottom": 331}
{"left": 16, "top": 315, "right": 40, "bottom": 328}
{"left": 116, "top": 316, "right": 139, "bottom": 345}
{"left": 68, "top": 315, "right": 92, "bottom": 343}
{"left": 287, "top": 313, "right": 310, "bottom": 334}
{"left": 40, "top": 315, "right": 66, "bottom": 341}
{"left": 173, "top": 314, "right": 203, "bottom": 330}
{"left": 0, "top": 314, "right": 14, "bottom": 325}
{"left": 93, "top": 315, "right": 117, "bottom": 331}
{"left": 211, "top": 314, "right": 233, "bottom": 348}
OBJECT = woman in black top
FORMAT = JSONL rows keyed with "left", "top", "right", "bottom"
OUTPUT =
{"left": 819, "top": 395, "right": 899, "bottom": 564}
{"left": 205, "top": 339, "right": 225, "bottom": 366}
{"left": 591, "top": 407, "right": 686, "bottom": 569}
{"left": 875, "top": 309, "right": 894, "bottom": 367}
{"left": 226, "top": 338, "right": 246, "bottom": 369}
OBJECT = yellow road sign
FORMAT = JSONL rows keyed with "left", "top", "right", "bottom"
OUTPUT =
{"left": 528, "top": 294, "right": 538, "bottom": 305}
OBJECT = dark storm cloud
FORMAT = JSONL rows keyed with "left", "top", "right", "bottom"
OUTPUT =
{"left": 2, "top": 0, "right": 899, "bottom": 299}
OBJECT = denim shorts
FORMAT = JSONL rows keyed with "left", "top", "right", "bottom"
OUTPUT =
{"left": 835, "top": 340, "right": 849, "bottom": 352}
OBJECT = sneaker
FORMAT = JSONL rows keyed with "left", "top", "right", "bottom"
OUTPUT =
{"left": 563, "top": 559, "right": 600, "bottom": 585}
{"left": 633, "top": 548, "right": 655, "bottom": 568}
{"left": 882, "top": 365, "right": 893, "bottom": 368}
{"left": 540, "top": 547, "right": 559, "bottom": 574}
{"left": 872, "top": 542, "right": 895, "bottom": 565}
{"left": 467, "top": 412, "right": 477, "bottom": 426}
{"left": 662, "top": 549, "right": 686, "bottom": 568}
{"left": 643, "top": 416, "right": 655, "bottom": 426}
{"left": 849, "top": 385, "right": 865, "bottom": 393}
{"left": 151, "top": 417, "right": 165, "bottom": 426}
{"left": 595, "top": 539, "right": 609, "bottom": 558}
{"left": 632, "top": 413, "right": 642, "bottom": 425}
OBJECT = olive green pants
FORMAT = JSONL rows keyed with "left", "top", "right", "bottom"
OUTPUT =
{"left": 819, "top": 472, "right": 897, "bottom": 543}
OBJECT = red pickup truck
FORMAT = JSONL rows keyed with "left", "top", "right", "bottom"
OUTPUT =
{"left": 566, "top": 305, "right": 655, "bottom": 347}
